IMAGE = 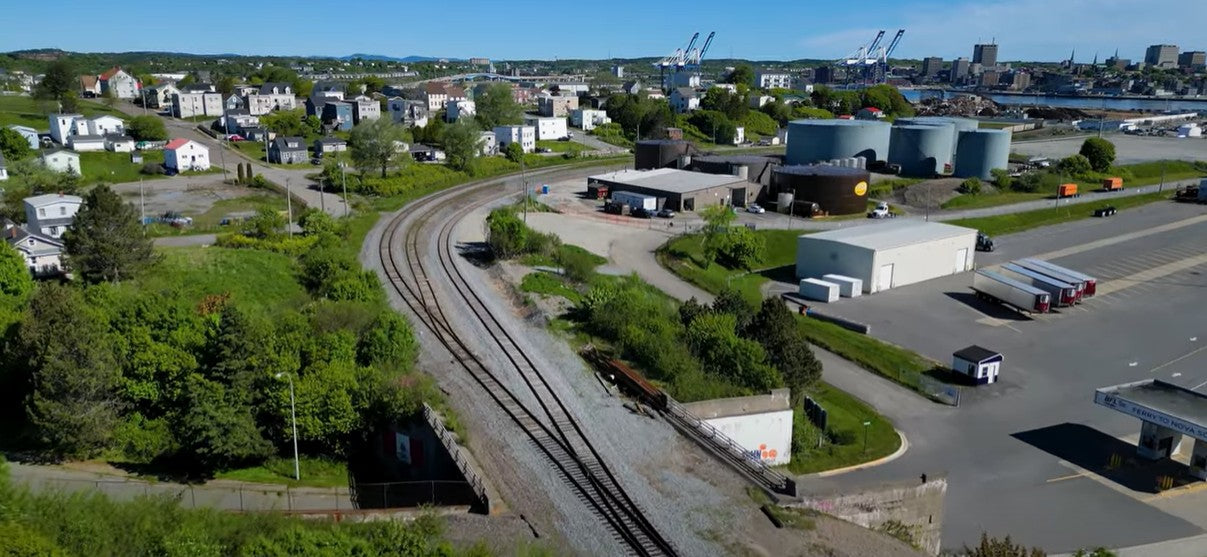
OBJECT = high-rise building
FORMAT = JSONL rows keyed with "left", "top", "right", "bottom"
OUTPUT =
{"left": 814, "top": 65, "right": 834, "bottom": 84}
{"left": 950, "top": 58, "right": 970, "bottom": 83}
{"left": 1008, "top": 71, "right": 1031, "bottom": 91}
{"left": 612, "top": 65, "right": 625, "bottom": 78}
{"left": 1178, "top": 51, "right": 1206, "bottom": 70}
{"left": 1145, "top": 44, "right": 1178, "bottom": 68}
{"left": 921, "top": 57, "right": 943, "bottom": 77}
{"left": 973, "top": 43, "right": 999, "bottom": 68}
{"left": 979, "top": 71, "right": 1000, "bottom": 88}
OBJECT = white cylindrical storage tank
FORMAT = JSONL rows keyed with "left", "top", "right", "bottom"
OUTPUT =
{"left": 953, "top": 129, "right": 1011, "bottom": 180}
{"left": 776, "top": 192, "right": 795, "bottom": 214}
{"left": 786, "top": 119, "right": 891, "bottom": 166}
{"left": 888, "top": 124, "right": 955, "bottom": 177}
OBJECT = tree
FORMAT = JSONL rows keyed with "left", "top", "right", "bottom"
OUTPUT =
{"left": 34, "top": 60, "right": 75, "bottom": 103}
{"left": 217, "top": 76, "right": 236, "bottom": 98}
{"left": 261, "top": 109, "right": 310, "bottom": 138}
{"left": 503, "top": 141, "right": 524, "bottom": 163}
{"left": 1057, "top": 154, "right": 1092, "bottom": 177}
{"left": 173, "top": 375, "right": 272, "bottom": 472}
{"left": 727, "top": 65, "right": 754, "bottom": 86}
{"left": 486, "top": 208, "right": 528, "bottom": 258}
{"left": 245, "top": 207, "right": 286, "bottom": 239}
{"left": 859, "top": 84, "right": 914, "bottom": 117}
{"left": 688, "top": 110, "right": 737, "bottom": 144}
{"left": 101, "top": 89, "right": 117, "bottom": 108}
{"left": 959, "top": 177, "right": 983, "bottom": 195}
{"left": 474, "top": 83, "right": 523, "bottom": 131}
{"left": 62, "top": 186, "right": 156, "bottom": 283}
{"left": 963, "top": 534, "right": 1046, "bottom": 557}
{"left": 58, "top": 91, "right": 80, "bottom": 113}
{"left": 127, "top": 115, "right": 168, "bottom": 141}
{"left": 749, "top": 298, "right": 821, "bottom": 404}
{"left": 0, "top": 242, "right": 33, "bottom": 299}
{"left": 349, "top": 118, "right": 408, "bottom": 178}
{"left": 441, "top": 120, "right": 481, "bottom": 172}
{"left": 0, "top": 127, "right": 33, "bottom": 162}
{"left": 700, "top": 88, "right": 748, "bottom": 121}
{"left": 990, "top": 168, "right": 1012, "bottom": 191}
{"left": 699, "top": 204, "right": 736, "bottom": 263}
{"left": 1079, "top": 137, "right": 1116, "bottom": 172}
{"left": 685, "top": 312, "right": 779, "bottom": 391}
{"left": 715, "top": 226, "right": 765, "bottom": 270}
{"left": 19, "top": 283, "right": 122, "bottom": 458}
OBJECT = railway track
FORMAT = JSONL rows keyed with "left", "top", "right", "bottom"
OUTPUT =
{"left": 376, "top": 169, "right": 677, "bottom": 556}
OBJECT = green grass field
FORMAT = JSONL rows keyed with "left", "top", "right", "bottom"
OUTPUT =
{"left": 143, "top": 194, "right": 288, "bottom": 237}
{"left": 656, "top": 229, "right": 807, "bottom": 306}
{"left": 230, "top": 140, "right": 267, "bottom": 162}
{"left": 78, "top": 150, "right": 218, "bottom": 184}
{"left": 0, "top": 96, "right": 128, "bottom": 129}
{"left": 132, "top": 246, "right": 309, "bottom": 312}
{"left": 945, "top": 191, "right": 1173, "bottom": 236}
{"left": 521, "top": 271, "right": 584, "bottom": 304}
{"left": 788, "top": 382, "right": 901, "bottom": 475}
{"left": 940, "top": 161, "right": 1206, "bottom": 210}
{"left": 940, "top": 191, "right": 1047, "bottom": 210}
{"left": 215, "top": 456, "right": 349, "bottom": 488}
{"left": 796, "top": 316, "right": 939, "bottom": 387}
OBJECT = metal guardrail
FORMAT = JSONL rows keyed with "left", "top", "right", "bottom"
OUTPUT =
{"left": 664, "top": 399, "right": 798, "bottom": 497}
{"left": 422, "top": 403, "right": 491, "bottom": 513}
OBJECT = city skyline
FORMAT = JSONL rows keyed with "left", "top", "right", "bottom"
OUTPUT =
{"left": 3, "top": 0, "right": 1206, "bottom": 63}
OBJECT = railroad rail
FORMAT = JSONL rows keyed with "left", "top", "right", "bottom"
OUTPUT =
{"left": 377, "top": 170, "right": 678, "bottom": 556}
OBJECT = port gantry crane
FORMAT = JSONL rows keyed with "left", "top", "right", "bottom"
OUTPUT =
{"left": 836, "top": 28, "right": 905, "bottom": 85}
{"left": 653, "top": 32, "right": 715, "bottom": 92}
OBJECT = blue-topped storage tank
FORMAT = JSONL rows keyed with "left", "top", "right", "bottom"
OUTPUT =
{"left": 953, "top": 129, "right": 1012, "bottom": 180}
{"left": 785, "top": 119, "right": 891, "bottom": 166}
{"left": 888, "top": 124, "right": 955, "bottom": 177}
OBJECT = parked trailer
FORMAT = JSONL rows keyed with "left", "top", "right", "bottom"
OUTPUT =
{"left": 610, "top": 191, "right": 658, "bottom": 212}
{"left": 972, "top": 270, "right": 1052, "bottom": 314}
{"left": 799, "top": 278, "right": 840, "bottom": 303}
{"left": 1010, "top": 259, "right": 1086, "bottom": 302}
{"left": 1017, "top": 258, "right": 1098, "bottom": 297}
{"left": 1001, "top": 263, "right": 1079, "bottom": 307}
{"left": 1102, "top": 177, "right": 1123, "bottom": 191}
{"left": 1058, "top": 183, "right": 1079, "bottom": 198}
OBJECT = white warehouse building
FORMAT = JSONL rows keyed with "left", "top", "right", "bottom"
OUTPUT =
{"left": 796, "top": 220, "right": 977, "bottom": 294}
{"left": 522, "top": 114, "right": 568, "bottom": 140}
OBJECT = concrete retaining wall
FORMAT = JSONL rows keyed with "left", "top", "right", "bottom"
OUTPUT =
{"left": 422, "top": 404, "right": 499, "bottom": 514}
{"left": 791, "top": 478, "right": 947, "bottom": 555}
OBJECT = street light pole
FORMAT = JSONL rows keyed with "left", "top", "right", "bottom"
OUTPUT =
{"left": 275, "top": 372, "right": 300, "bottom": 481}
{"left": 285, "top": 178, "right": 294, "bottom": 237}
{"left": 340, "top": 162, "right": 349, "bottom": 217}
{"left": 862, "top": 421, "right": 871, "bottom": 454}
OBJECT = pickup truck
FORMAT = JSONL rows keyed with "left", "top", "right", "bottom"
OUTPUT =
{"left": 867, "top": 202, "right": 894, "bottom": 219}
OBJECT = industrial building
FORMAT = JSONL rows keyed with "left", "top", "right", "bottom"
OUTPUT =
{"left": 785, "top": 119, "right": 891, "bottom": 166}
{"left": 634, "top": 139, "right": 696, "bottom": 170}
{"left": 771, "top": 165, "right": 868, "bottom": 216}
{"left": 688, "top": 154, "right": 781, "bottom": 189}
{"left": 953, "top": 129, "right": 1011, "bottom": 180}
{"left": 796, "top": 220, "right": 977, "bottom": 293}
{"left": 681, "top": 389, "right": 792, "bottom": 465}
{"left": 587, "top": 168, "right": 754, "bottom": 211}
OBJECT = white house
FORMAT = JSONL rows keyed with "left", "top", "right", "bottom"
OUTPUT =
{"left": 79, "top": 75, "right": 102, "bottom": 97}
{"left": 68, "top": 135, "right": 105, "bottom": 152}
{"left": 478, "top": 131, "right": 497, "bottom": 156}
{"left": 670, "top": 88, "right": 700, "bottom": 114}
{"left": 99, "top": 67, "right": 140, "bottom": 99}
{"left": 245, "top": 82, "right": 297, "bottom": 115}
{"left": 163, "top": 138, "right": 211, "bottom": 171}
{"left": 351, "top": 96, "right": 381, "bottom": 124}
{"left": 87, "top": 115, "right": 125, "bottom": 136}
{"left": 755, "top": 71, "right": 792, "bottom": 89}
{"left": 424, "top": 82, "right": 448, "bottom": 111}
{"left": 5, "top": 225, "right": 65, "bottom": 277}
{"left": 494, "top": 125, "right": 536, "bottom": 153}
{"left": 173, "top": 92, "right": 223, "bottom": 118}
{"left": 145, "top": 83, "right": 181, "bottom": 108}
{"left": 313, "top": 137, "right": 348, "bottom": 157}
{"left": 522, "top": 114, "right": 568, "bottom": 141}
{"left": 222, "top": 110, "right": 259, "bottom": 134}
{"left": 105, "top": 134, "right": 135, "bottom": 153}
{"left": 0, "top": 152, "right": 7, "bottom": 181}
{"left": 570, "top": 108, "right": 611, "bottom": 131}
{"left": 7, "top": 125, "right": 39, "bottom": 149}
{"left": 733, "top": 126, "right": 746, "bottom": 145}
{"left": 40, "top": 149, "right": 80, "bottom": 174}
{"left": 387, "top": 98, "right": 428, "bottom": 127}
{"left": 446, "top": 100, "right": 476, "bottom": 122}
{"left": 25, "top": 193, "right": 82, "bottom": 238}
{"left": 49, "top": 113, "right": 87, "bottom": 145}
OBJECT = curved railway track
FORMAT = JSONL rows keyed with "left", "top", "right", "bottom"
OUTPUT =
{"left": 376, "top": 169, "right": 678, "bottom": 557}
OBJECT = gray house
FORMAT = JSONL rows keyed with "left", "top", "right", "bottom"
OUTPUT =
{"left": 269, "top": 136, "right": 308, "bottom": 164}
{"left": 313, "top": 137, "right": 347, "bottom": 157}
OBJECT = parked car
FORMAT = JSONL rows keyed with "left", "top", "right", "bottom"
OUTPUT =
{"left": 311, "top": 157, "right": 323, "bottom": 165}
{"left": 867, "top": 202, "right": 893, "bottom": 219}
{"left": 557, "top": 136, "right": 571, "bottom": 141}
{"left": 164, "top": 167, "right": 179, "bottom": 176}
{"left": 657, "top": 208, "right": 676, "bottom": 218}
{"left": 537, "top": 147, "right": 553, "bottom": 153}
{"left": 631, "top": 207, "right": 654, "bottom": 219}
{"left": 976, "top": 232, "right": 995, "bottom": 252}
{"left": 746, "top": 204, "right": 765, "bottom": 214}
{"left": 226, "top": 134, "right": 245, "bottom": 142}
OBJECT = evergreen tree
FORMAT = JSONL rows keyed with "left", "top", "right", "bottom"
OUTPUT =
{"left": 749, "top": 298, "right": 822, "bottom": 405}
{"left": 63, "top": 185, "right": 157, "bottom": 283}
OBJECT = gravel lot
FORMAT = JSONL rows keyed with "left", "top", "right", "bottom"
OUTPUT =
{"left": 1012, "top": 134, "right": 1207, "bottom": 164}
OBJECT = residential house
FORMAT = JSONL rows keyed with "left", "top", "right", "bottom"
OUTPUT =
{"left": 222, "top": 109, "right": 259, "bottom": 134}
{"left": 105, "top": 134, "right": 134, "bottom": 152}
{"left": 570, "top": 108, "right": 610, "bottom": 131}
{"left": 307, "top": 82, "right": 345, "bottom": 116}
{"left": 712, "top": 83, "right": 738, "bottom": 94}
{"left": 549, "top": 82, "right": 589, "bottom": 95}
{"left": 246, "top": 82, "right": 297, "bottom": 115}
{"left": 351, "top": 96, "right": 381, "bottom": 124}
{"left": 49, "top": 113, "right": 87, "bottom": 145}
{"left": 0, "top": 152, "right": 7, "bottom": 181}
{"left": 522, "top": 114, "right": 568, "bottom": 141}
{"left": 144, "top": 83, "right": 181, "bottom": 108}
{"left": 754, "top": 70, "right": 792, "bottom": 89}
{"left": 855, "top": 107, "right": 885, "bottom": 120}
{"left": 87, "top": 115, "right": 125, "bottom": 136}
{"left": 241, "top": 126, "right": 269, "bottom": 142}
{"left": 5, "top": 225, "right": 65, "bottom": 277}
{"left": 40, "top": 149, "right": 80, "bottom": 174}
{"left": 180, "top": 82, "right": 216, "bottom": 93}
{"left": 748, "top": 95, "right": 774, "bottom": 108}
{"left": 173, "top": 91, "right": 223, "bottom": 118}
{"left": 79, "top": 75, "right": 101, "bottom": 97}
{"left": 224, "top": 94, "right": 244, "bottom": 111}
{"left": 409, "top": 144, "right": 445, "bottom": 162}
{"left": 424, "top": 82, "right": 449, "bottom": 111}
{"left": 670, "top": 88, "right": 700, "bottom": 113}
{"left": 621, "top": 80, "right": 642, "bottom": 95}
{"left": 493, "top": 125, "right": 535, "bottom": 153}
{"left": 68, "top": 135, "right": 105, "bottom": 152}
{"left": 99, "top": 67, "right": 141, "bottom": 99}
{"left": 269, "top": 137, "right": 308, "bottom": 164}
{"left": 446, "top": 99, "right": 476, "bottom": 122}
{"left": 478, "top": 131, "right": 497, "bottom": 156}
{"left": 163, "top": 138, "right": 211, "bottom": 171}
{"left": 321, "top": 101, "right": 354, "bottom": 131}
{"left": 25, "top": 193, "right": 82, "bottom": 238}
{"left": 537, "top": 94, "right": 579, "bottom": 117}
{"left": 387, "top": 98, "right": 429, "bottom": 127}
{"left": 8, "top": 125, "right": 39, "bottom": 149}
{"left": 313, "top": 137, "right": 347, "bottom": 157}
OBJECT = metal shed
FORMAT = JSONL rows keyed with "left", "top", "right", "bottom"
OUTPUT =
{"left": 796, "top": 221, "right": 978, "bottom": 293}
{"left": 952, "top": 345, "right": 1003, "bottom": 385}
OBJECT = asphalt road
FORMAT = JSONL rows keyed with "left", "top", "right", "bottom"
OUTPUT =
{"left": 800, "top": 201, "right": 1207, "bottom": 553}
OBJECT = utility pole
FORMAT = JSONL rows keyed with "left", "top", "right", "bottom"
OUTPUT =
{"left": 1159, "top": 161, "right": 1166, "bottom": 192}
{"left": 521, "top": 157, "right": 528, "bottom": 224}
{"left": 341, "top": 162, "right": 349, "bottom": 217}
{"left": 139, "top": 178, "right": 145, "bottom": 233}
{"left": 217, "top": 136, "right": 228, "bottom": 183}
{"left": 285, "top": 177, "right": 294, "bottom": 237}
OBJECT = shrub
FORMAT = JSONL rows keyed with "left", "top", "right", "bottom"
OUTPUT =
{"left": 958, "top": 177, "right": 983, "bottom": 195}
{"left": 990, "top": 168, "right": 1012, "bottom": 191}
{"left": 249, "top": 175, "right": 269, "bottom": 188}
{"left": 1079, "top": 137, "right": 1116, "bottom": 172}
{"left": 1057, "top": 154, "right": 1092, "bottom": 177}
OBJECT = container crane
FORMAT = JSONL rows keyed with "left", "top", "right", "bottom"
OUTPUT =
{"left": 680, "top": 31, "right": 715, "bottom": 71}
{"left": 653, "top": 33, "right": 698, "bottom": 92}
{"left": 834, "top": 28, "right": 905, "bottom": 85}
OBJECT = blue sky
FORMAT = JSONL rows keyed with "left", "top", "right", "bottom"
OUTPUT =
{"left": 4, "top": 0, "right": 1204, "bottom": 62}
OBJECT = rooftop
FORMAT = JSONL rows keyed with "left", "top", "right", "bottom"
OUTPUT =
{"left": 776, "top": 164, "right": 867, "bottom": 178}
{"left": 953, "top": 345, "right": 1002, "bottom": 363}
{"left": 1097, "top": 380, "right": 1207, "bottom": 437}
{"left": 681, "top": 389, "right": 791, "bottom": 419}
{"left": 588, "top": 168, "right": 747, "bottom": 195}
{"left": 802, "top": 220, "right": 977, "bottom": 251}
{"left": 25, "top": 194, "right": 82, "bottom": 208}
{"left": 164, "top": 138, "right": 196, "bottom": 150}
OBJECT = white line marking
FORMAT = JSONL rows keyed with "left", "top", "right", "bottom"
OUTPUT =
{"left": 1149, "top": 345, "right": 1207, "bottom": 374}
{"left": 1030, "top": 215, "right": 1207, "bottom": 261}
{"left": 1193, "top": 380, "right": 1207, "bottom": 391}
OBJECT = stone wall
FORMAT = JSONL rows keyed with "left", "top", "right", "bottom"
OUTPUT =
{"left": 790, "top": 478, "right": 947, "bottom": 555}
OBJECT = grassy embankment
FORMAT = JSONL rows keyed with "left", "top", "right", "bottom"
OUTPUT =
{"left": 0, "top": 95, "right": 128, "bottom": 128}
{"left": 941, "top": 160, "right": 1205, "bottom": 210}
{"left": 946, "top": 191, "right": 1172, "bottom": 236}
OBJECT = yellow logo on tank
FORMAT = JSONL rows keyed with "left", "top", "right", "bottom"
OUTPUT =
{"left": 854, "top": 181, "right": 868, "bottom": 196}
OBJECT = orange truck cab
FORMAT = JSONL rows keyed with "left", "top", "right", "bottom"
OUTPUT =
{"left": 1058, "top": 183, "right": 1079, "bottom": 198}
{"left": 1102, "top": 177, "right": 1123, "bottom": 191}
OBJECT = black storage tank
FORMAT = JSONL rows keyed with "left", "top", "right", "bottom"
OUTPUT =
{"left": 688, "top": 154, "right": 782, "bottom": 186}
{"left": 635, "top": 139, "right": 692, "bottom": 170}
{"left": 772, "top": 165, "right": 870, "bottom": 216}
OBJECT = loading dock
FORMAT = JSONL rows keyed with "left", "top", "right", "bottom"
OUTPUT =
{"left": 1095, "top": 380, "right": 1207, "bottom": 479}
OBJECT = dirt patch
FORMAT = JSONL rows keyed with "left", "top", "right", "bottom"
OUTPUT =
{"left": 901, "top": 178, "right": 969, "bottom": 209}
{"left": 112, "top": 177, "right": 263, "bottom": 216}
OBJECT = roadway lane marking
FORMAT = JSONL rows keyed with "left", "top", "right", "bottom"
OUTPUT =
{"left": 1151, "top": 345, "right": 1207, "bottom": 374}
{"left": 1096, "top": 253, "right": 1207, "bottom": 297}
{"left": 1030, "top": 214, "right": 1207, "bottom": 261}
{"left": 1046, "top": 472, "right": 1087, "bottom": 483}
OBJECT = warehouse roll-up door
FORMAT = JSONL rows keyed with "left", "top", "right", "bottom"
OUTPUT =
{"left": 955, "top": 248, "right": 968, "bottom": 272}
{"left": 878, "top": 264, "right": 894, "bottom": 292}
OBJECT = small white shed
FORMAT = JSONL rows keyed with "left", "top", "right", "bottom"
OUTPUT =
{"left": 953, "top": 345, "right": 1003, "bottom": 385}
{"left": 822, "top": 274, "right": 863, "bottom": 298}
{"left": 799, "top": 278, "right": 839, "bottom": 303}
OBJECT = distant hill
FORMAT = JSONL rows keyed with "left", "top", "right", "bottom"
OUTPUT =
{"left": 339, "top": 53, "right": 460, "bottom": 63}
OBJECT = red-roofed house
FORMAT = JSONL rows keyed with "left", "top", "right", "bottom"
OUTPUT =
{"left": 856, "top": 107, "right": 885, "bottom": 120}
{"left": 163, "top": 139, "right": 210, "bottom": 172}
{"left": 98, "top": 67, "right": 140, "bottom": 100}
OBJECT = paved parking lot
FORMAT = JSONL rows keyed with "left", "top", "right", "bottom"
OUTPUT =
{"left": 796, "top": 202, "right": 1207, "bottom": 552}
